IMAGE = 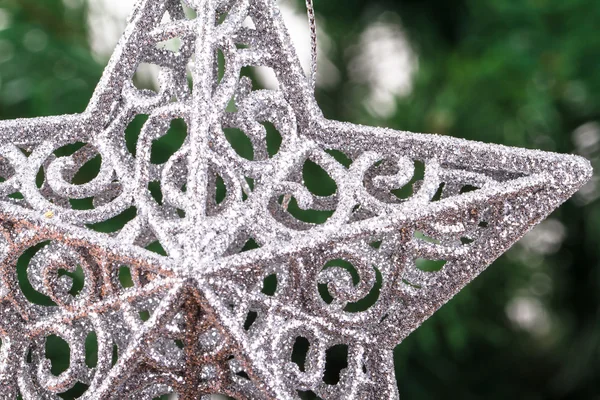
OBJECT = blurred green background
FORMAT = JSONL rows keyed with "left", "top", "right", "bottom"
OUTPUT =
{"left": 1, "top": 0, "right": 599, "bottom": 399}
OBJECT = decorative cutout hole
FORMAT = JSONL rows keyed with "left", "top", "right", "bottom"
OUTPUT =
{"left": 460, "top": 237, "right": 475, "bottom": 245}
{"left": 284, "top": 196, "right": 334, "bottom": 225}
{"left": 302, "top": 159, "right": 337, "bottom": 197}
{"left": 139, "top": 310, "right": 151, "bottom": 322}
{"left": 156, "top": 37, "right": 182, "bottom": 53}
{"left": 182, "top": 3, "right": 197, "bottom": 19}
{"left": 85, "top": 332, "right": 98, "bottom": 368}
{"left": 241, "top": 238, "right": 260, "bottom": 252}
{"left": 70, "top": 197, "right": 95, "bottom": 210}
{"left": 224, "top": 127, "right": 254, "bottom": 160}
{"left": 392, "top": 160, "right": 425, "bottom": 199}
{"left": 151, "top": 118, "right": 187, "bottom": 164}
{"left": 325, "top": 149, "right": 352, "bottom": 168}
{"left": 112, "top": 344, "right": 118, "bottom": 366}
{"left": 148, "top": 181, "right": 163, "bottom": 205}
{"left": 215, "top": 174, "right": 226, "bottom": 204}
{"left": 72, "top": 154, "right": 102, "bottom": 185}
{"left": 344, "top": 268, "right": 382, "bottom": 313}
{"left": 261, "top": 274, "right": 277, "bottom": 296}
{"left": 45, "top": 334, "right": 70, "bottom": 376}
{"left": 132, "top": 63, "right": 159, "bottom": 92}
{"left": 53, "top": 142, "right": 86, "bottom": 157}
{"left": 146, "top": 241, "right": 167, "bottom": 256}
{"left": 318, "top": 283, "right": 334, "bottom": 304}
{"left": 18, "top": 242, "right": 56, "bottom": 306}
{"left": 244, "top": 311, "right": 258, "bottom": 331}
{"left": 236, "top": 370, "right": 250, "bottom": 379}
{"left": 125, "top": 114, "right": 149, "bottom": 157}
{"left": 292, "top": 336, "right": 310, "bottom": 372}
{"left": 242, "top": 65, "right": 279, "bottom": 90}
{"left": 118, "top": 266, "right": 134, "bottom": 289}
{"left": 263, "top": 122, "right": 282, "bottom": 157}
{"left": 415, "top": 259, "right": 446, "bottom": 272}
{"left": 8, "top": 192, "right": 24, "bottom": 200}
{"left": 324, "top": 344, "right": 348, "bottom": 385}
{"left": 298, "top": 390, "right": 321, "bottom": 400}
{"left": 402, "top": 279, "right": 422, "bottom": 289}
{"left": 36, "top": 167, "right": 44, "bottom": 188}
{"left": 216, "top": 47, "right": 226, "bottom": 84}
{"left": 369, "top": 240, "right": 382, "bottom": 249}
{"left": 413, "top": 231, "right": 440, "bottom": 244}
{"left": 244, "top": 177, "right": 254, "bottom": 191}
{"left": 57, "top": 265, "right": 84, "bottom": 297}
{"left": 87, "top": 206, "right": 137, "bottom": 234}
{"left": 61, "top": 383, "right": 90, "bottom": 398}
{"left": 431, "top": 182, "right": 445, "bottom": 201}
{"left": 460, "top": 184, "right": 479, "bottom": 194}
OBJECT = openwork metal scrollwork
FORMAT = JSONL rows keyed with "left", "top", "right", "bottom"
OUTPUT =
{"left": 0, "top": 0, "right": 591, "bottom": 398}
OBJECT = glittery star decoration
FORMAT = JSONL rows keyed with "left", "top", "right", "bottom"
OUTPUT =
{"left": 0, "top": 0, "right": 592, "bottom": 399}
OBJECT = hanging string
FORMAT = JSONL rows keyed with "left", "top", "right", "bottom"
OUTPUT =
{"left": 282, "top": 1, "right": 317, "bottom": 212}
{"left": 305, "top": 0, "right": 318, "bottom": 91}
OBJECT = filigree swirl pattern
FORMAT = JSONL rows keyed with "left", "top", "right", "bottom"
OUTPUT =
{"left": 0, "top": 0, "right": 591, "bottom": 399}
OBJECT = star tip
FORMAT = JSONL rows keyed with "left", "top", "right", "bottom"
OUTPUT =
{"left": 569, "top": 154, "right": 594, "bottom": 186}
{"left": 547, "top": 153, "right": 594, "bottom": 195}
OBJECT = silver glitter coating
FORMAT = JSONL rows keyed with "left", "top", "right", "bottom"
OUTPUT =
{"left": 0, "top": 0, "right": 592, "bottom": 398}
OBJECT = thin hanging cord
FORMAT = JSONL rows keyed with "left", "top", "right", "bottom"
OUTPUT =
{"left": 305, "top": 0, "right": 318, "bottom": 91}
{"left": 283, "top": 0, "right": 317, "bottom": 212}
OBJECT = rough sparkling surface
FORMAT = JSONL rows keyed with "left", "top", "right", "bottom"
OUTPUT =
{"left": 0, "top": 0, "right": 592, "bottom": 399}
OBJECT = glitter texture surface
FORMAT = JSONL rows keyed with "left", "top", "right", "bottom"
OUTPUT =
{"left": 0, "top": 0, "right": 592, "bottom": 399}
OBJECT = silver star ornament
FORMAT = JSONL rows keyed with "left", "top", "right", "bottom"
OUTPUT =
{"left": 0, "top": 0, "right": 592, "bottom": 399}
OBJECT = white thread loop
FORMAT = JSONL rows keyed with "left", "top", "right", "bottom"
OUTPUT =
{"left": 305, "top": 0, "right": 317, "bottom": 91}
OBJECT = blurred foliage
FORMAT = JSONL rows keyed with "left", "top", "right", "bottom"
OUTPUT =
{"left": 1, "top": 0, "right": 599, "bottom": 398}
